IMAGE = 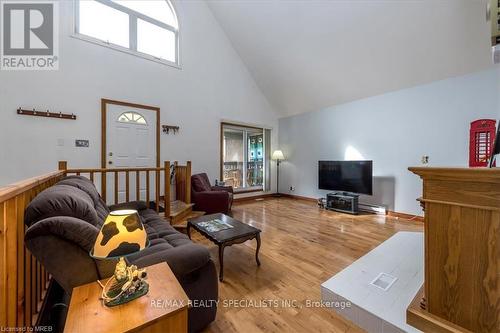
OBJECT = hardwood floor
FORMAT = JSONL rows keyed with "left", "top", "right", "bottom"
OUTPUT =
{"left": 190, "top": 197, "right": 423, "bottom": 333}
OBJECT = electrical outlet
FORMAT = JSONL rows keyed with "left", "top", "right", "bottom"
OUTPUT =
{"left": 421, "top": 155, "right": 429, "bottom": 164}
{"left": 289, "top": 186, "right": 295, "bottom": 191}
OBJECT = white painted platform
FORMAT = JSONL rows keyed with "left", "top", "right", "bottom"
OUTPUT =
{"left": 321, "top": 232, "right": 423, "bottom": 333}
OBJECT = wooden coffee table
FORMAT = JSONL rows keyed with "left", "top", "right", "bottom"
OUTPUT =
{"left": 187, "top": 213, "right": 261, "bottom": 282}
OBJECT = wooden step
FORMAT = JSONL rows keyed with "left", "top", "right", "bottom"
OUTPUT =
{"left": 172, "top": 211, "right": 205, "bottom": 231}
{"left": 169, "top": 200, "right": 194, "bottom": 224}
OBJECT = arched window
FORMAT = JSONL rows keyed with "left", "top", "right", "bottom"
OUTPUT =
{"left": 118, "top": 112, "right": 147, "bottom": 125}
{"left": 75, "top": 0, "right": 179, "bottom": 66}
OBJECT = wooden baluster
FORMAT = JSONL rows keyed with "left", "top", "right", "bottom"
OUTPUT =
{"left": 58, "top": 161, "right": 67, "bottom": 172}
{"left": 31, "top": 255, "right": 36, "bottom": 324}
{"left": 16, "top": 194, "right": 26, "bottom": 327}
{"left": 76, "top": 172, "right": 80, "bottom": 176}
{"left": 5, "top": 198, "right": 18, "bottom": 327}
{"left": 155, "top": 169, "right": 160, "bottom": 212}
{"left": 0, "top": 201, "right": 5, "bottom": 327}
{"left": 136, "top": 171, "right": 140, "bottom": 201}
{"left": 24, "top": 251, "right": 32, "bottom": 327}
{"left": 41, "top": 265, "right": 46, "bottom": 300}
{"left": 146, "top": 171, "right": 150, "bottom": 204}
{"left": 36, "top": 261, "right": 40, "bottom": 309}
{"left": 90, "top": 172, "right": 94, "bottom": 182}
{"left": 125, "top": 171, "right": 130, "bottom": 202}
{"left": 164, "top": 161, "right": 171, "bottom": 219}
{"left": 114, "top": 172, "right": 119, "bottom": 205}
{"left": 174, "top": 162, "right": 180, "bottom": 201}
{"left": 101, "top": 171, "right": 107, "bottom": 202}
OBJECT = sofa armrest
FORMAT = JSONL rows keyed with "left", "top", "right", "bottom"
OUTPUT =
{"left": 192, "top": 191, "right": 230, "bottom": 214}
{"left": 25, "top": 216, "right": 99, "bottom": 252}
{"left": 211, "top": 185, "right": 233, "bottom": 194}
{"left": 108, "top": 200, "right": 148, "bottom": 212}
{"left": 24, "top": 216, "right": 114, "bottom": 292}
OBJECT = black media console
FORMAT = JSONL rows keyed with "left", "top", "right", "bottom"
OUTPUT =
{"left": 326, "top": 192, "right": 359, "bottom": 215}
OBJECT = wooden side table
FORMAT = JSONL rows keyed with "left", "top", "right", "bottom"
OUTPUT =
{"left": 64, "top": 263, "right": 189, "bottom": 333}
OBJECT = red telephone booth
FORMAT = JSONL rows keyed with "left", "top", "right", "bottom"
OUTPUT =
{"left": 469, "top": 119, "right": 497, "bottom": 167}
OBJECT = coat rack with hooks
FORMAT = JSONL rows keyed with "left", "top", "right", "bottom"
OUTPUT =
{"left": 17, "top": 107, "right": 77, "bottom": 120}
{"left": 162, "top": 125, "right": 180, "bottom": 134}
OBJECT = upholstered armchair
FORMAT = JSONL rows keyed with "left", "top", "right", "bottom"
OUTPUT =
{"left": 191, "top": 173, "right": 233, "bottom": 214}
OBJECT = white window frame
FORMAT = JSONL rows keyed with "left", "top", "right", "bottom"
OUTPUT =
{"left": 72, "top": 0, "right": 180, "bottom": 68}
{"left": 118, "top": 111, "right": 148, "bottom": 125}
{"left": 221, "top": 123, "right": 266, "bottom": 193}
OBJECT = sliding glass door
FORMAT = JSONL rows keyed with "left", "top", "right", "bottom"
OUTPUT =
{"left": 221, "top": 123, "right": 266, "bottom": 192}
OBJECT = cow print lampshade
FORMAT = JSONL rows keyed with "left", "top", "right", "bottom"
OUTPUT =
{"left": 91, "top": 210, "right": 149, "bottom": 259}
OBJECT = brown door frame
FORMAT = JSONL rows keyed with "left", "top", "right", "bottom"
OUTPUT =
{"left": 101, "top": 98, "right": 160, "bottom": 168}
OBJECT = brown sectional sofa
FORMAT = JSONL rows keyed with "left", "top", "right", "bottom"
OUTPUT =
{"left": 24, "top": 176, "right": 218, "bottom": 332}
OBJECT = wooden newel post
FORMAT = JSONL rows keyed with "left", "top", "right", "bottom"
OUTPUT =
{"left": 58, "top": 161, "right": 67, "bottom": 171}
{"left": 164, "top": 161, "right": 171, "bottom": 219}
{"left": 186, "top": 161, "right": 192, "bottom": 204}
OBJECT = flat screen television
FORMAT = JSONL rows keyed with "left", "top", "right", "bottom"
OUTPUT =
{"left": 318, "top": 160, "right": 373, "bottom": 195}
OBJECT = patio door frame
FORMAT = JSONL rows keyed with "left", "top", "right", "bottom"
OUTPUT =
{"left": 220, "top": 121, "right": 265, "bottom": 194}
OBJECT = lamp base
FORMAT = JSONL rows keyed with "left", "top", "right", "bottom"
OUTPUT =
{"left": 102, "top": 257, "right": 149, "bottom": 307}
{"left": 104, "top": 280, "right": 149, "bottom": 307}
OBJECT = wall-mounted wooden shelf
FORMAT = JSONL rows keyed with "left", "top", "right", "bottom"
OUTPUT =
{"left": 17, "top": 108, "right": 76, "bottom": 120}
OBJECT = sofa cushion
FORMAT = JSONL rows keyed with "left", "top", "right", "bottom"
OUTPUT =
{"left": 25, "top": 184, "right": 100, "bottom": 227}
{"left": 108, "top": 201, "right": 148, "bottom": 212}
{"left": 138, "top": 209, "right": 192, "bottom": 244}
{"left": 192, "top": 173, "right": 211, "bottom": 192}
{"left": 57, "top": 176, "right": 101, "bottom": 205}
{"left": 57, "top": 176, "right": 109, "bottom": 224}
{"left": 128, "top": 242, "right": 211, "bottom": 277}
{"left": 127, "top": 208, "right": 211, "bottom": 276}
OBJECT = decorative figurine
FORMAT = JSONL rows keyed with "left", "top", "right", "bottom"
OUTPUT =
{"left": 101, "top": 257, "right": 149, "bottom": 307}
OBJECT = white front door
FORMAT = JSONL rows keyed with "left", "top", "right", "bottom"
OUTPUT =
{"left": 106, "top": 104, "right": 157, "bottom": 204}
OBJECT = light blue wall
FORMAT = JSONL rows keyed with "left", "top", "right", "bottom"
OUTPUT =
{"left": 279, "top": 68, "right": 500, "bottom": 215}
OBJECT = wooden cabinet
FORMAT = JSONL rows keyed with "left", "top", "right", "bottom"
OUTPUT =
{"left": 408, "top": 167, "right": 500, "bottom": 333}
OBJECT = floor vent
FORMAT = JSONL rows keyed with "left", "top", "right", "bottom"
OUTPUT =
{"left": 370, "top": 273, "right": 397, "bottom": 291}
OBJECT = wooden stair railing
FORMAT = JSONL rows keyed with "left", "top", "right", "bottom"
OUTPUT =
{"left": 0, "top": 170, "right": 65, "bottom": 329}
{"left": 60, "top": 160, "right": 192, "bottom": 219}
{"left": 0, "top": 160, "right": 193, "bottom": 329}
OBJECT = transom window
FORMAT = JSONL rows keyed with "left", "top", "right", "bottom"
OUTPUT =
{"left": 118, "top": 112, "right": 147, "bottom": 124}
{"left": 75, "top": 0, "right": 179, "bottom": 66}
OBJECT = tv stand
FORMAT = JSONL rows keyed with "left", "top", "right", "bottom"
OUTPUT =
{"left": 326, "top": 192, "right": 359, "bottom": 215}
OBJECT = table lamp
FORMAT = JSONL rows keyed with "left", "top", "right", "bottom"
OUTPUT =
{"left": 91, "top": 209, "right": 150, "bottom": 307}
{"left": 272, "top": 150, "right": 285, "bottom": 196}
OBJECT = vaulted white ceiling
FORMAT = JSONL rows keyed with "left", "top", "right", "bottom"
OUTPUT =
{"left": 207, "top": 0, "right": 493, "bottom": 117}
